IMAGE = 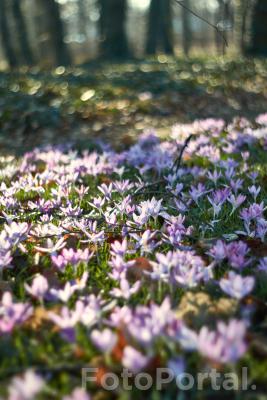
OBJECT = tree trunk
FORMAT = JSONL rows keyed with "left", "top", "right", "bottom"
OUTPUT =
{"left": 215, "top": 0, "right": 225, "bottom": 54}
{"left": 39, "top": 0, "right": 71, "bottom": 66}
{"left": 181, "top": 0, "right": 192, "bottom": 56}
{"left": 146, "top": 0, "right": 174, "bottom": 55}
{"left": 77, "top": 0, "right": 88, "bottom": 39}
{"left": 235, "top": 0, "right": 249, "bottom": 54}
{"left": 98, "top": 0, "right": 130, "bottom": 59}
{"left": 240, "top": 0, "right": 249, "bottom": 54}
{"left": 11, "top": 0, "right": 34, "bottom": 66}
{"left": 0, "top": 0, "right": 18, "bottom": 67}
{"left": 250, "top": 0, "right": 267, "bottom": 56}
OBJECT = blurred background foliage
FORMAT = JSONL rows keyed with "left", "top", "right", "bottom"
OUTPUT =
{"left": 1, "top": 0, "right": 267, "bottom": 67}
{"left": 0, "top": 0, "right": 267, "bottom": 153}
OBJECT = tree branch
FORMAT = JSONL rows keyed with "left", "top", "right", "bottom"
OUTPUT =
{"left": 173, "top": 0, "right": 228, "bottom": 47}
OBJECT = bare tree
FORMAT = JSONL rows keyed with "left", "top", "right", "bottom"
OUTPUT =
{"left": 98, "top": 0, "right": 130, "bottom": 59}
{"left": 38, "top": 0, "right": 71, "bottom": 66}
{"left": 181, "top": 0, "right": 192, "bottom": 56}
{"left": 146, "top": 0, "right": 174, "bottom": 55}
{"left": 77, "top": 0, "right": 88, "bottom": 40}
{"left": 235, "top": 0, "right": 250, "bottom": 54}
{"left": 250, "top": 0, "right": 267, "bottom": 56}
{"left": 215, "top": 0, "right": 232, "bottom": 54}
{"left": 11, "top": 0, "right": 34, "bottom": 66}
{"left": 0, "top": 0, "right": 18, "bottom": 67}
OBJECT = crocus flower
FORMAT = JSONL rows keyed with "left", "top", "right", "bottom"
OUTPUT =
{"left": 209, "top": 240, "right": 249, "bottom": 269}
{"left": 240, "top": 202, "right": 265, "bottom": 223}
{"left": 248, "top": 185, "right": 261, "bottom": 201}
{"left": 110, "top": 278, "right": 140, "bottom": 300}
{"left": 50, "top": 272, "right": 89, "bottom": 302}
{"left": 110, "top": 238, "right": 128, "bottom": 257}
{"left": 258, "top": 257, "right": 267, "bottom": 272}
{"left": 198, "top": 319, "right": 247, "bottom": 363}
{"left": 227, "top": 194, "right": 246, "bottom": 214}
{"left": 34, "top": 237, "right": 66, "bottom": 255}
{"left": 52, "top": 248, "right": 93, "bottom": 271}
{"left": 63, "top": 388, "right": 90, "bottom": 400}
{"left": 167, "top": 357, "right": 185, "bottom": 379}
{"left": 0, "top": 292, "right": 33, "bottom": 333}
{"left": 91, "top": 328, "right": 117, "bottom": 353}
{"left": 8, "top": 370, "right": 44, "bottom": 400}
{"left": 0, "top": 250, "right": 12, "bottom": 270}
{"left": 122, "top": 346, "right": 150, "bottom": 373}
{"left": 126, "top": 298, "right": 174, "bottom": 346}
{"left": 24, "top": 275, "right": 49, "bottom": 301}
{"left": 131, "top": 230, "right": 159, "bottom": 254}
{"left": 189, "top": 183, "right": 207, "bottom": 204}
{"left": 133, "top": 197, "right": 164, "bottom": 225}
{"left": 207, "top": 170, "right": 222, "bottom": 185}
{"left": 219, "top": 271, "right": 255, "bottom": 299}
{"left": 4, "top": 222, "right": 29, "bottom": 246}
{"left": 208, "top": 240, "right": 227, "bottom": 261}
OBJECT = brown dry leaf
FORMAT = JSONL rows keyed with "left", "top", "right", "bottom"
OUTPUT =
{"left": 73, "top": 346, "right": 86, "bottom": 359}
{"left": 64, "top": 234, "right": 79, "bottom": 249}
{"left": 146, "top": 355, "right": 163, "bottom": 374}
{"left": 245, "top": 238, "right": 267, "bottom": 257}
{"left": 126, "top": 257, "right": 153, "bottom": 282}
{"left": 100, "top": 176, "right": 112, "bottom": 185}
{"left": 176, "top": 291, "right": 237, "bottom": 329}
{"left": 95, "top": 366, "right": 110, "bottom": 387}
{"left": 26, "top": 306, "right": 52, "bottom": 329}
{"left": 106, "top": 234, "right": 123, "bottom": 245}
{"left": 111, "top": 330, "right": 128, "bottom": 362}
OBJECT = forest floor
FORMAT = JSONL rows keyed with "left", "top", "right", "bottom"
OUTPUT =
{"left": 0, "top": 57, "right": 267, "bottom": 399}
{"left": 1, "top": 56, "right": 267, "bottom": 153}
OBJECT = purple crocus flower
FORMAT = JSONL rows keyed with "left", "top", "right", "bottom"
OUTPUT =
{"left": 126, "top": 298, "right": 175, "bottom": 346}
{"left": 149, "top": 250, "right": 212, "bottom": 287}
{"left": 226, "top": 241, "right": 249, "bottom": 269}
{"left": 198, "top": 319, "right": 247, "bottom": 363}
{"left": 110, "top": 277, "right": 140, "bottom": 300}
{"left": 0, "top": 250, "right": 13, "bottom": 270}
{"left": 110, "top": 238, "right": 128, "bottom": 257}
{"left": 131, "top": 230, "right": 159, "bottom": 254}
{"left": 209, "top": 240, "right": 249, "bottom": 269}
{"left": 24, "top": 275, "right": 49, "bottom": 301}
{"left": 8, "top": 370, "right": 44, "bottom": 400}
{"left": 240, "top": 202, "right": 265, "bottom": 223}
{"left": 189, "top": 183, "right": 207, "bottom": 204}
{"left": 133, "top": 197, "right": 164, "bottom": 225}
{"left": 63, "top": 388, "right": 91, "bottom": 400}
{"left": 52, "top": 248, "right": 93, "bottom": 271}
{"left": 91, "top": 328, "right": 117, "bottom": 353}
{"left": 258, "top": 257, "right": 267, "bottom": 272}
{"left": 122, "top": 346, "right": 150, "bottom": 373}
{"left": 0, "top": 292, "right": 33, "bottom": 333}
{"left": 219, "top": 271, "right": 255, "bottom": 299}
{"left": 227, "top": 194, "right": 246, "bottom": 214}
{"left": 167, "top": 357, "right": 185, "bottom": 379}
{"left": 208, "top": 240, "right": 227, "bottom": 261}
{"left": 248, "top": 185, "right": 261, "bottom": 201}
{"left": 4, "top": 222, "right": 29, "bottom": 246}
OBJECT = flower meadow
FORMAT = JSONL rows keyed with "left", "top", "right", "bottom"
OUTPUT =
{"left": 1, "top": 114, "right": 267, "bottom": 399}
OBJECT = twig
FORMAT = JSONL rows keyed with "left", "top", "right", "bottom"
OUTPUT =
{"left": 173, "top": 0, "right": 228, "bottom": 47}
{"left": 171, "top": 134, "right": 194, "bottom": 173}
{"left": 133, "top": 179, "right": 165, "bottom": 197}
